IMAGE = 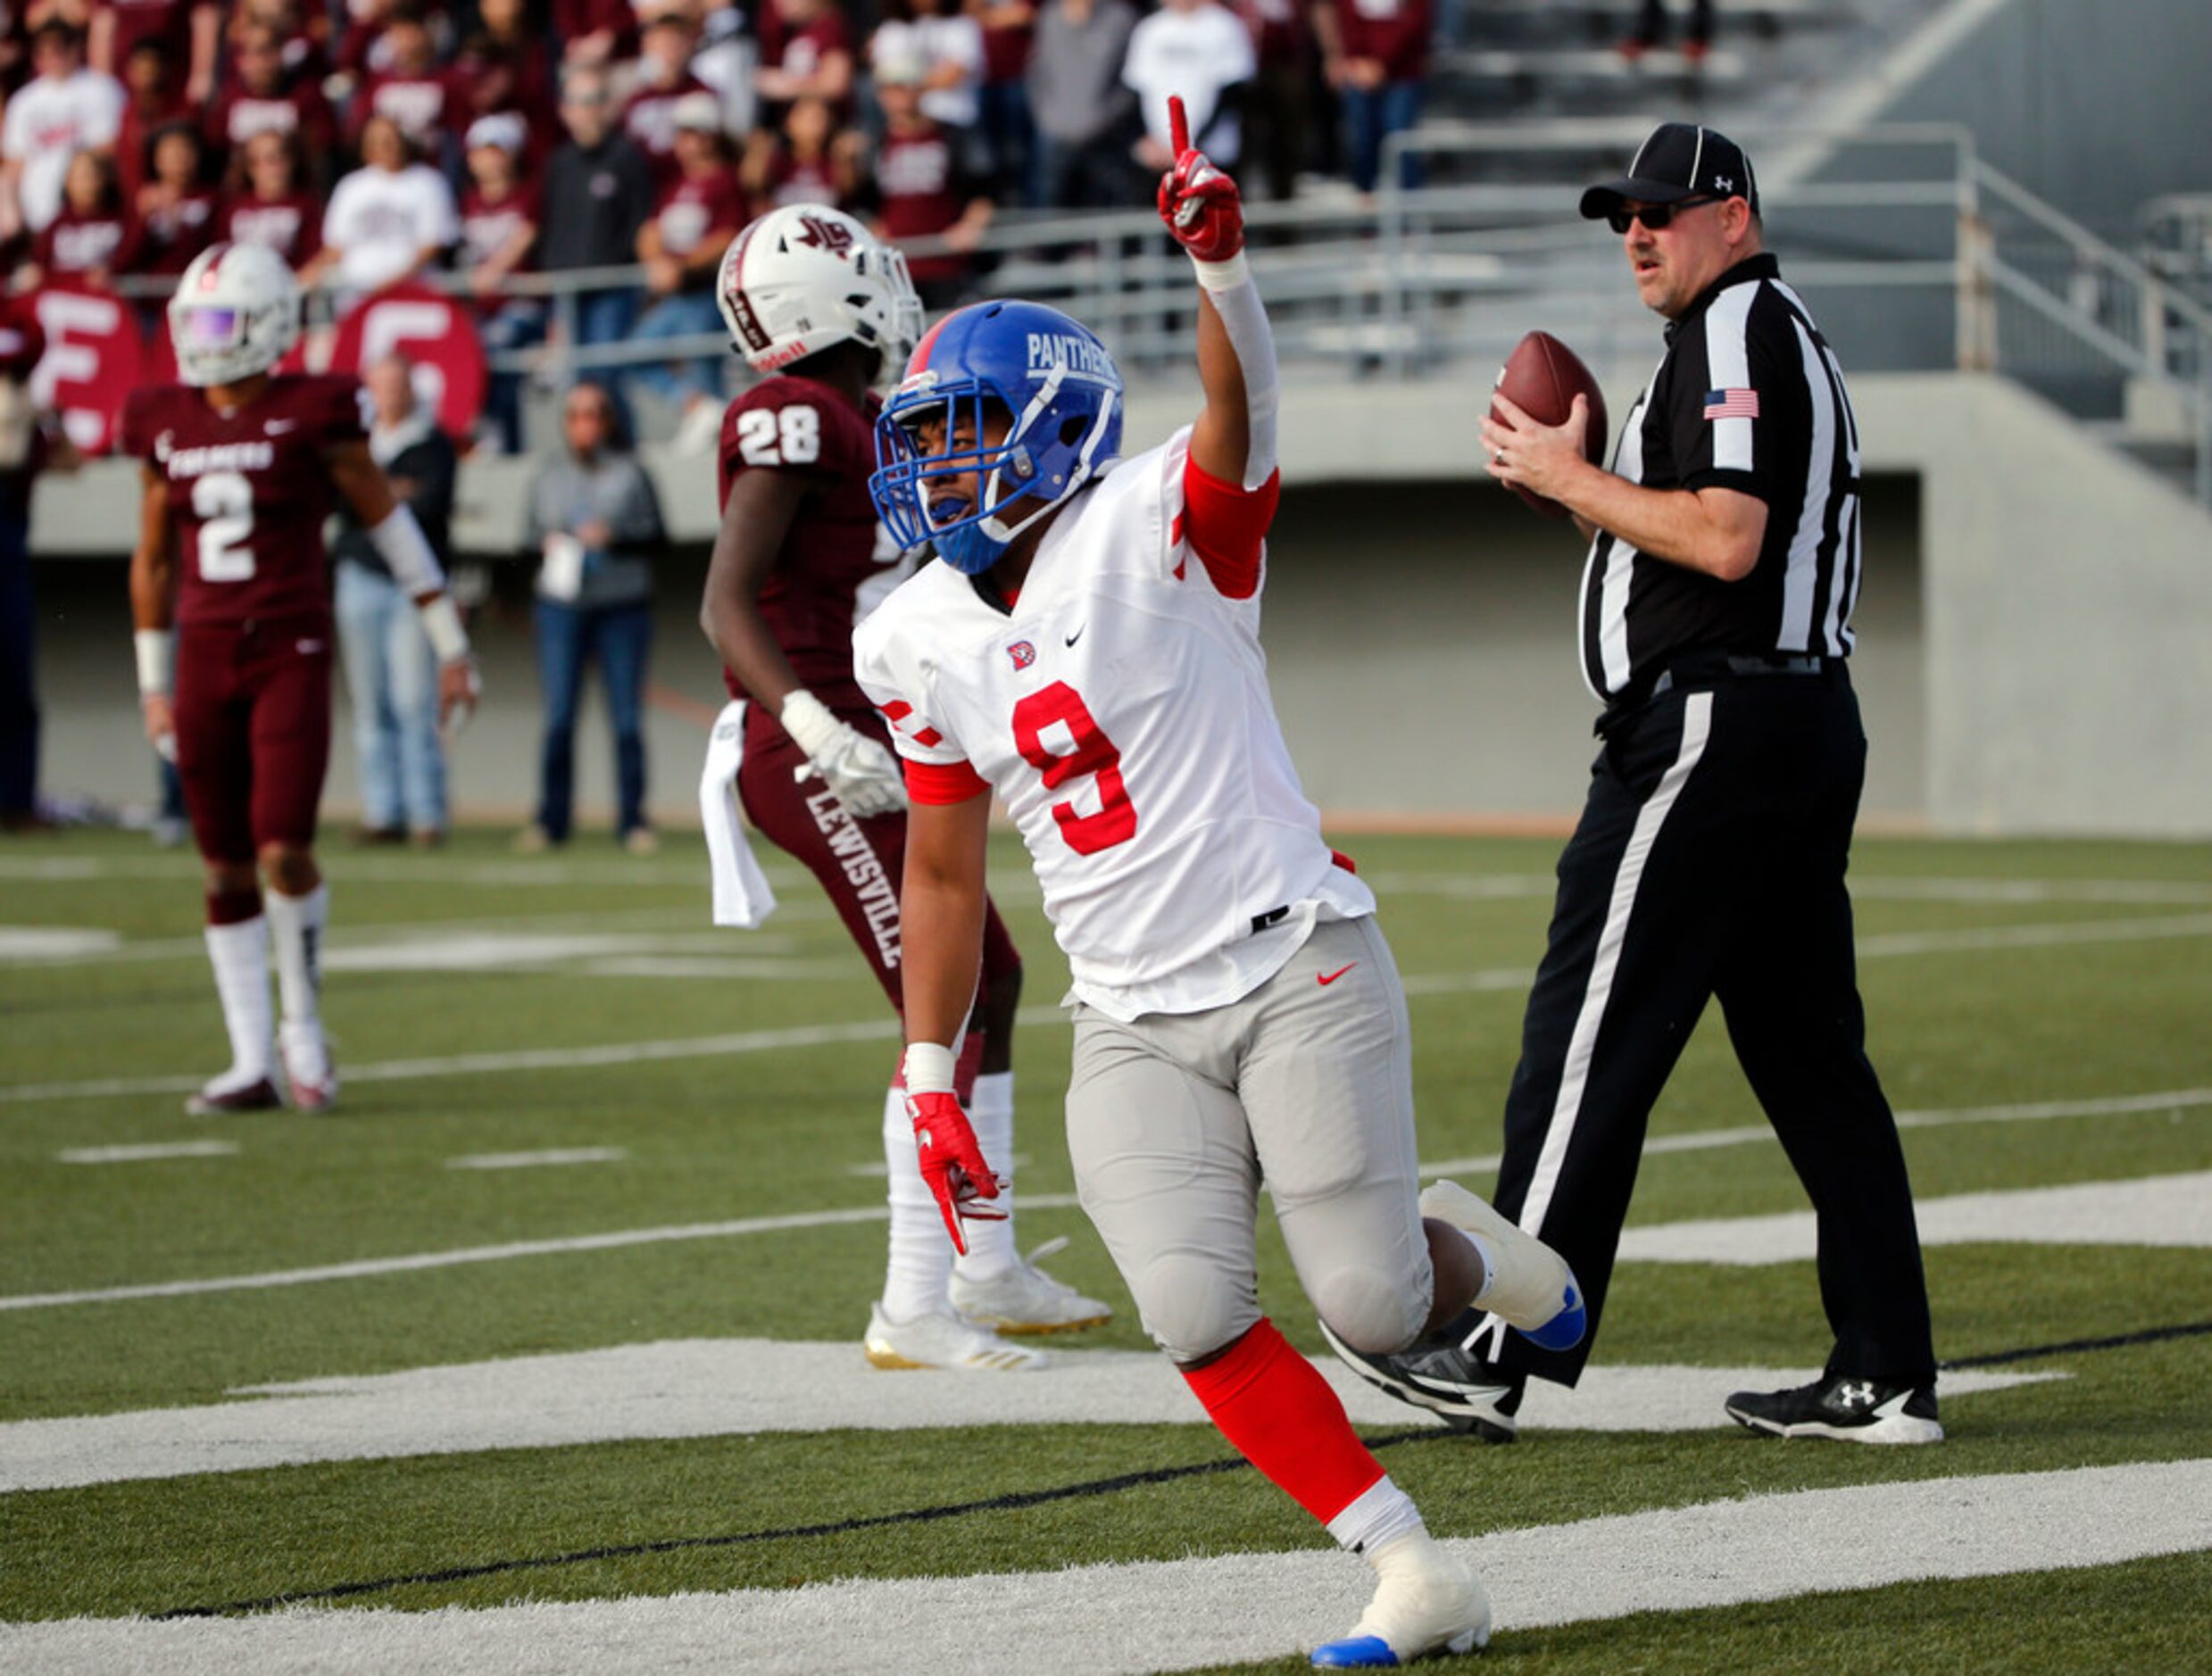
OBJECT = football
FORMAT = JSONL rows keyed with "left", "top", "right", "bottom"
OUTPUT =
{"left": 1491, "top": 331, "right": 1609, "bottom": 519}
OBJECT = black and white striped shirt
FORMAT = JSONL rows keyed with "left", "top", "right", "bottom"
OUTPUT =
{"left": 1580, "top": 253, "right": 1865, "bottom": 704}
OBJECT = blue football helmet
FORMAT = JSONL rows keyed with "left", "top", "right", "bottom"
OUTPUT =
{"left": 869, "top": 300, "right": 1124, "bottom": 576}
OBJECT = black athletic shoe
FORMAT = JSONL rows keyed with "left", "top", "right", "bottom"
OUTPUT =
{"left": 1726, "top": 1373, "right": 1943, "bottom": 1445}
{"left": 1317, "top": 1317, "right": 1525, "bottom": 1442}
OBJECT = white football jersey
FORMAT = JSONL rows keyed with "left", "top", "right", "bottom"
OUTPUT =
{"left": 853, "top": 427, "right": 1373, "bottom": 1021}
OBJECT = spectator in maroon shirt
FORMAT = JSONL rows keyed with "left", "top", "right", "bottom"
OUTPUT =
{"left": 132, "top": 117, "right": 215, "bottom": 271}
{"left": 738, "top": 91, "right": 862, "bottom": 219}
{"left": 204, "top": 21, "right": 336, "bottom": 183}
{"left": 1313, "top": 0, "right": 1428, "bottom": 195}
{"left": 115, "top": 36, "right": 186, "bottom": 199}
{"left": 220, "top": 125, "right": 320, "bottom": 270}
{"left": 621, "top": 4, "right": 715, "bottom": 189}
{"left": 348, "top": 5, "right": 462, "bottom": 161}
{"left": 968, "top": 0, "right": 1036, "bottom": 205}
{"left": 624, "top": 89, "right": 741, "bottom": 452}
{"left": 553, "top": 0, "right": 636, "bottom": 66}
{"left": 756, "top": 0, "right": 852, "bottom": 126}
{"left": 224, "top": 0, "right": 331, "bottom": 85}
{"left": 330, "top": 0, "right": 452, "bottom": 87}
{"left": 452, "top": 0, "right": 556, "bottom": 167}
{"left": 861, "top": 54, "right": 991, "bottom": 311}
{"left": 1237, "top": 0, "right": 1310, "bottom": 203}
{"left": 89, "top": 0, "right": 217, "bottom": 104}
{"left": 458, "top": 111, "right": 542, "bottom": 454}
{"left": 18, "top": 145, "right": 139, "bottom": 286}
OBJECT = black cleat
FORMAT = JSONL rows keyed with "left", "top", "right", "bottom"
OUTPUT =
{"left": 1726, "top": 1373, "right": 1943, "bottom": 1445}
{"left": 1318, "top": 1317, "right": 1525, "bottom": 1442}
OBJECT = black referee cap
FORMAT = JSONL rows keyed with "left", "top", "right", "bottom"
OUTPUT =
{"left": 1581, "top": 123, "right": 1760, "bottom": 220}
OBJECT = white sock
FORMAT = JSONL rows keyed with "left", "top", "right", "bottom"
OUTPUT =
{"left": 952, "top": 1070, "right": 1018, "bottom": 1282}
{"left": 881, "top": 1083, "right": 955, "bottom": 1322}
{"left": 264, "top": 884, "right": 328, "bottom": 1033}
{"left": 1326, "top": 1474, "right": 1428, "bottom": 1556}
{"left": 204, "top": 917, "right": 274, "bottom": 1082}
{"left": 1464, "top": 1231, "right": 1505, "bottom": 1308}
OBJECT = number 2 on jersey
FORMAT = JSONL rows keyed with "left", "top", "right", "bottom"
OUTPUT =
{"left": 1011, "top": 682, "right": 1137, "bottom": 855}
{"left": 192, "top": 471, "right": 256, "bottom": 582}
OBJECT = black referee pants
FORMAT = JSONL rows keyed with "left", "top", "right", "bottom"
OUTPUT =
{"left": 1474, "top": 665, "right": 1935, "bottom": 1389}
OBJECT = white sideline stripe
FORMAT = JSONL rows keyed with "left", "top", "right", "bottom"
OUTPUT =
{"left": 5, "top": 906, "right": 2210, "bottom": 1101}
{"left": 1617, "top": 1170, "right": 2212, "bottom": 1265}
{"left": 1418, "top": 1085, "right": 2212, "bottom": 1177}
{"left": 4, "top": 1462, "right": 2202, "bottom": 1672}
{"left": 55, "top": 1141, "right": 239, "bottom": 1165}
{"left": 0, "top": 927, "right": 120, "bottom": 958}
{"left": 5, "top": 1100, "right": 2205, "bottom": 1312}
{"left": 0, "top": 1346, "right": 2057, "bottom": 1495}
{"left": 1519, "top": 694, "right": 1713, "bottom": 1255}
{"left": 445, "top": 1149, "right": 627, "bottom": 1171}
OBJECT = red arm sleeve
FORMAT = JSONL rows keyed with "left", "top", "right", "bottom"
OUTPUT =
{"left": 904, "top": 757, "right": 991, "bottom": 805}
{"left": 1180, "top": 452, "right": 1281, "bottom": 602}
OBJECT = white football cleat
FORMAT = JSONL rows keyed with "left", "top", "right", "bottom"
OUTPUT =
{"left": 1421, "top": 1178, "right": 1585, "bottom": 1352}
{"left": 279, "top": 1023, "right": 338, "bottom": 1115}
{"left": 864, "top": 1303, "right": 1050, "bottom": 1372}
{"left": 1311, "top": 1532, "right": 1492, "bottom": 1667}
{"left": 184, "top": 1066, "right": 284, "bottom": 1116}
{"left": 950, "top": 1237, "right": 1113, "bottom": 1335}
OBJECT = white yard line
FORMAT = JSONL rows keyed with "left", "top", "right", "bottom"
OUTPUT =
{"left": 5, "top": 1144, "right": 2204, "bottom": 1314}
{"left": 445, "top": 1149, "right": 628, "bottom": 1172}
{"left": 55, "top": 1141, "right": 239, "bottom": 1165}
{"left": 13, "top": 906, "right": 2212, "bottom": 1108}
{"left": 2, "top": 1461, "right": 2202, "bottom": 1672}
{"left": 1617, "top": 1170, "right": 2212, "bottom": 1265}
{"left": 1418, "top": 1086, "right": 2212, "bottom": 1177}
{"left": 0, "top": 1344, "right": 2058, "bottom": 1495}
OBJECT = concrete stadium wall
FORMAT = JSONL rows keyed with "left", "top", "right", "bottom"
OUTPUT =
{"left": 22, "top": 373, "right": 2210, "bottom": 836}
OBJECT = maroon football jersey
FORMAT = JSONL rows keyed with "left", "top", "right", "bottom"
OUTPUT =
{"left": 122, "top": 373, "right": 366, "bottom": 628}
{"left": 718, "top": 375, "right": 895, "bottom": 705}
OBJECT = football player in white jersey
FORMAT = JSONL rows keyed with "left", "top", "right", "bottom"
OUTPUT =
{"left": 853, "top": 98, "right": 1587, "bottom": 1668}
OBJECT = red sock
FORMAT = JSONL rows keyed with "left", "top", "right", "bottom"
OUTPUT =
{"left": 1181, "top": 1318, "right": 1385, "bottom": 1524}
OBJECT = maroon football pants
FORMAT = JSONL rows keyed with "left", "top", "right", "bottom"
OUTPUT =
{"left": 737, "top": 700, "right": 1020, "bottom": 1015}
{"left": 174, "top": 615, "right": 332, "bottom": 865}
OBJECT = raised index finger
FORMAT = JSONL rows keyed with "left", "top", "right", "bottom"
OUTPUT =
{"left": 1168, "top": 94, "right": 1190, "bottom": 159}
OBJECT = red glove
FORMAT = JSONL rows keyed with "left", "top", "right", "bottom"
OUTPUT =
{"left": 1156, "top": 94, "right": 1244, "bottom": 263}
{"left": 906, "top": 1088, "right": 1004, "bottom": 1256}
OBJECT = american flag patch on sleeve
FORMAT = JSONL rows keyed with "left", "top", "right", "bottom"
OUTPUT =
{"left": 1703, "top": 387, "right": 1760, "bottom": 420}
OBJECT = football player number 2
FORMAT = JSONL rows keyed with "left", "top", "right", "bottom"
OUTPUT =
{"left": 192, "top": 472, "right": 256, "bottom": 582}
{"left": 1011, "top": 682, "right": 1136, "bottom": 855}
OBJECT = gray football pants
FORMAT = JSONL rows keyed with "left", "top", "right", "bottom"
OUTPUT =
{"left": 1066, "top": 915, "right": 1434, "bottom": 1364}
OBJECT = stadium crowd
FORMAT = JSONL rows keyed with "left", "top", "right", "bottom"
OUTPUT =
{"left": 0, "top": 0, "right": 1468, "bottom": 457}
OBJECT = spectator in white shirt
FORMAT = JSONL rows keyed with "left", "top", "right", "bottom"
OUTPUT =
{"left": 869, "top": 0, "right": 984, "bottom": 135}
{"left": 1121, "top": 0, "right": 1252, "bottom": 174}
{"left": 303, "top": 114, "right": 458, "bottom": 298}
{"left": 0, "top": 22, "right": 127, "bottom": 238}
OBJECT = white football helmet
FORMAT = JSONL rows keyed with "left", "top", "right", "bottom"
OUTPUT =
{"left": 716, "top": 205, "right": 923, "bottom": 380}
{"left": 168, "top": 243, "right": 301, "bottom": 387}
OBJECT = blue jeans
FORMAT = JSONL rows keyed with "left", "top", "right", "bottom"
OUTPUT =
{"left": 533, "top": 596, "right": 652, "bottom": 840}
{"left": 1343, "top": 80, "right": 1424, "bottom": 195}
{"left": 335, "top": 562, "right": 447, "bottom": 833}
{"left": 0, "top": 512, "right": 34, "bottom": 817}
{"left": 624, "top": 290, "right": 725, "bottom": 412}
{"left": 571, "top": 286, "right": 642, "bottom": 434}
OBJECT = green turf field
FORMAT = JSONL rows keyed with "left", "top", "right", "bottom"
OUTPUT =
{"left": 2, "top": 827, "right": 2208, "bottom": 1672}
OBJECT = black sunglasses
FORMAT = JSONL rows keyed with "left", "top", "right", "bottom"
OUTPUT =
{"left": 1606, "top": 194, "right": 1725, "bottom": 235}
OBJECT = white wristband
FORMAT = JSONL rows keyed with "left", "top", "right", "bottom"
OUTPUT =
{"left": 134, "top": 628, "right": 174, "bottom": 698}
{"left": 902, "top": 1041, "right": 957, "bottom": 1096}
{"left": 418, "top": 593, "right": 470, "bottom": 663}
{"left": 1191, "top": 251, "right": 1252, "bottom": 293}
{"left": 778, "top": 688, "right": 841, "bottom": 759}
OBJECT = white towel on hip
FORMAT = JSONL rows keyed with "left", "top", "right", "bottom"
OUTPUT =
{"left": 700, "top": 700, "right": 779, "bottom": 928}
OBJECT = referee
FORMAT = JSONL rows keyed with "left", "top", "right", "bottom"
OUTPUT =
{"left": 1335, "top": 123, "right": 1942, "bottom": 1444}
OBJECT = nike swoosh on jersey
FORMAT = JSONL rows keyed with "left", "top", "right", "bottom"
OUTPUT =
{"left": 1317, "top": 963, "right": 1358, "bottom": 985}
